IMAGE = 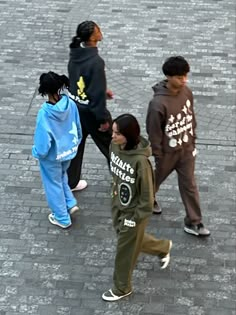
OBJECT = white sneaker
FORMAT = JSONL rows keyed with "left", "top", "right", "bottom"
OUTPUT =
{"left": 160, "top": 240, "right": 172, "bottom": 269}
{"left": 48, "top": 214, "right": 71, "bottom": 229}
{"left": 71, "top": 180, "right": 88, "bottom": 192}
{"left": 69, "top": 205, "right": 79, "bottom": 215}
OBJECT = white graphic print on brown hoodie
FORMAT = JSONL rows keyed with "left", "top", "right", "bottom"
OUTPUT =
{"left": 146, "top": 80, "right": 197, "bottom": 158}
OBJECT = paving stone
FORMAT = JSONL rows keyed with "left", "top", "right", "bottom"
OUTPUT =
{"left": 0, "top": 0, "right": 235, "bottom": 314}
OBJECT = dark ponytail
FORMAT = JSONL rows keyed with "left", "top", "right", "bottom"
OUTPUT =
{"left": 69, "top": 35, "right": 81, "bottom": 49}
{"left": 38, "top": 72, "right": 69, "bottom": 96}
{"left": 69, "top": 20, "right": 97, "bottom": 48}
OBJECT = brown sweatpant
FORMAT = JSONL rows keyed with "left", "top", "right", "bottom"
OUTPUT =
{"left": 112, "top": 217, "right": 170, "bottom": 295}
{"left": 155, "top": 149, "right": 202, "bottom": 226}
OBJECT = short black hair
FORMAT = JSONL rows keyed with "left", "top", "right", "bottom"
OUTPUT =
{"left": 70, "top": 20, "right": 97, "bottom": 48}
{"left": 38, "top": 72, "right": 69, "bottom": 96}
{"left": 162, "top": 56, "right": 190, "bottom": 76}
{"left": 113, "top": 114, "right": 140, "bottom": 150}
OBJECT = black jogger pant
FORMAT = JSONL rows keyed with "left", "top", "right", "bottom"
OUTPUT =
{"left": 155, "top": 149, "right": 202, "bottom": 226}
{"left": 67, "top": 107, "right": 112, "bottom": 189}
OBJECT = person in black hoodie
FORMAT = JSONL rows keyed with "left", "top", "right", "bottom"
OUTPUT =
{"left": 102, "top": 114, "right": 172, "bottom": 302}
{"left": 146, "top": 56, "right": 210, "bottom": 237}
{"left": 67, "top": 21, "right": 113, "bottom": 191}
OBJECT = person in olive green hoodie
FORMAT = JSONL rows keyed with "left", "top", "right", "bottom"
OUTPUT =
{"left": 102, "top": 114, "right": 172, "bottom": 302}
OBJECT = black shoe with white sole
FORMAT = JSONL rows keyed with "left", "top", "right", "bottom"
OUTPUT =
{"left": 153, "top": 200, "right": 162, "bottom": 214}
{"left": 102, "top": 289, "right": 132, "bottom": 302}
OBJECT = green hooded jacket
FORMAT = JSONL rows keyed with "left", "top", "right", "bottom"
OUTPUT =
{"left": 110, "top": 136, "right": 155, "bottom": 225}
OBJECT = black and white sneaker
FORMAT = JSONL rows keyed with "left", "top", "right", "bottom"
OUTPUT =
{"left": 153, "top": 200, "right": 162, "bottom": 214}
{"left": 184, "top": 223, "right": 210, "bottom": 236}
{"left": 102, "top": 289, "right": 132, "bottom": 302}
{"left": 160, "top": 240, "right": 172, "bottom": 269}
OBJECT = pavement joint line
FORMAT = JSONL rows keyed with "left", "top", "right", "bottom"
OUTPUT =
{"left": 26, "top": 86, "right": 38, "bottom": 116}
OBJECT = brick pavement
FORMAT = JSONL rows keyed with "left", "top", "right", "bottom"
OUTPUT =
{"left": 0, "top": 0, "right": 235, "bottom": 314}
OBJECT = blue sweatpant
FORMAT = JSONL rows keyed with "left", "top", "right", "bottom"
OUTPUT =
{"left": 39, "top": 159, "right": 77, "bottom": 225}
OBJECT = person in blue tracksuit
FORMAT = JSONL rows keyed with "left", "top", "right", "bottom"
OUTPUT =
{"left": 32, "top": 72, "right": 82, "bottom": 228}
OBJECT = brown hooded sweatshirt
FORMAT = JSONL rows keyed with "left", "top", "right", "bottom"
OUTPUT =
{"left": 146, "top": 80, "right": 196, "bottom": 158}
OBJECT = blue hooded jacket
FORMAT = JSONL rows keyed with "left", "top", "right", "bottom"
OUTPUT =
{"left": 32, "top": 94, "right": 82, "bottom": 161}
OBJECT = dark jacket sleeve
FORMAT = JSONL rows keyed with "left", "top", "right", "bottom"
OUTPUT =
{"left": 73, "top": 103, "right": 83, "bottom": 146}
{"left": 146, "top": 100, "right": 165, "bottom": 158}
{"left": 86, "top": 58, "right": 109, "bottom": 124}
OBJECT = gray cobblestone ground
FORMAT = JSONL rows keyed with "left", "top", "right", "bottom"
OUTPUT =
{"left": 0, "top": 0, "right": 235, "bottom": 314}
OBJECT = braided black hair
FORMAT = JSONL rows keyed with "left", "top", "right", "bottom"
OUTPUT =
{"left": 38, "top": 72, "right": 69, "bottom": 96}
{"left": 70, "top": 20, "right": 97, "bottom": 48}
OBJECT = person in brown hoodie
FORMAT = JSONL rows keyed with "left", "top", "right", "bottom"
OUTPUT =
{"left": 146, "top": 56, "right": 210, "bottom": 237}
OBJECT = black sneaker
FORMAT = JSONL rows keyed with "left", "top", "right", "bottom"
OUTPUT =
{"left": 153, "top": 200, "right": 162, "bottom": 214}
{"left": 184, "top": 223, "right": 210, "bottom": 236}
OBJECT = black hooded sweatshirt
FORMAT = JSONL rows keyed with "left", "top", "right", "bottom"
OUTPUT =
{"left": 146, "top": 80, "right": 197, "bottom": 158}
{"left": 68, "top": 46, "right": 110, "bottom": 124}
